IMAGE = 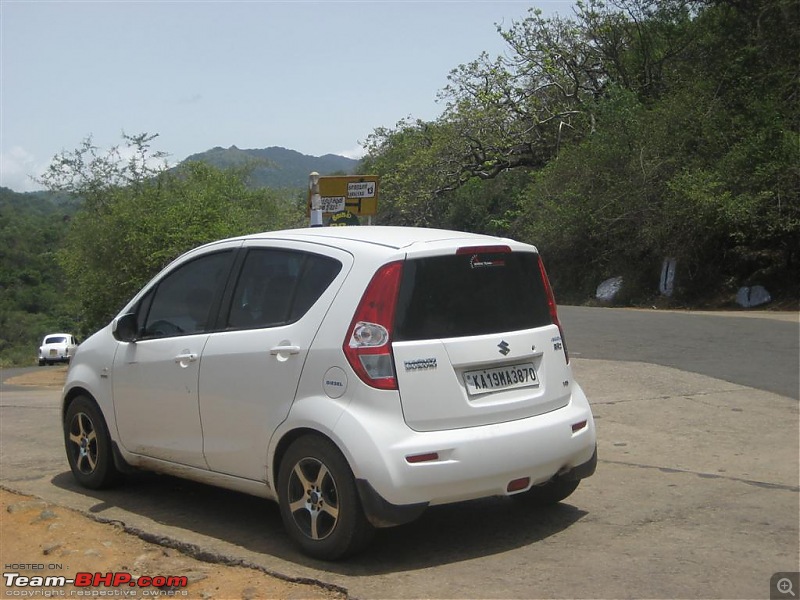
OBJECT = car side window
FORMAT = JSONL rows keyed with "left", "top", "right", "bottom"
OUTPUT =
{"left": 226, "top": 248, "right": 341, "bottom": 330}
{"left": 290, "top": 253, "right": 343, "bottom": 320}
{"left": 140, "top": 251, "right": 232, "bottom": 339}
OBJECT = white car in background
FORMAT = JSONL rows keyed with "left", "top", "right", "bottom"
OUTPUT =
{"left": 38, "top": 333, "right": 78, "bottom": 365}
{"left": 61, "top": 226, "right": 597, "bottom": 560}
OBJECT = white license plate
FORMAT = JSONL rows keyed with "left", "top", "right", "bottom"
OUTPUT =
{"left": 463, "top": 363, "right": 538, "bottom": 395}
{"left": 49, "top": 349, "right": 57, "bottom": 356}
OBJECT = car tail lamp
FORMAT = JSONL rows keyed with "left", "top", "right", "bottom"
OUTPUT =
{"left": 537, "top": 255, "right": 569, "bottom": 364}
{"left": 343, "top": 261, "right": 403, "bottom": 390}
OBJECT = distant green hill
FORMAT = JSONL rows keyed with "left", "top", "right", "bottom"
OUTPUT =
{"left": 180, "top": 146, "right": 360, "bottom": 189}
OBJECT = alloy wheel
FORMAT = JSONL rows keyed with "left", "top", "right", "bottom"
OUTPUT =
{"left": 68, "top": 412, "right": 98, "bottom": 475}
{"left": 286, "top": 457, "right": 340, "bottom": 540}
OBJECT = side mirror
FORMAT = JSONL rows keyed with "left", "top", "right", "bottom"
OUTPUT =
{"left": 112, "top": 313, "right": 139, "bottom": 342}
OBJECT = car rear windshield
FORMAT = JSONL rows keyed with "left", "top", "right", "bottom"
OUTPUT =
{"left": 393, "top": 251, "right": 552, "bottom": 341}
{"left": 45, "top": 336, "right": 67, "bottom": 344}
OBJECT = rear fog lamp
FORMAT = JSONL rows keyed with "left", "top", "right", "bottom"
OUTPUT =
{"left": 405, "top": 452, "right": 440, "bottom": 464}
{"left": 572, "top": 420, "right": 588, "bottom": 433}
{"left": 507, "top": 477, "right": 530, "bottom": 493}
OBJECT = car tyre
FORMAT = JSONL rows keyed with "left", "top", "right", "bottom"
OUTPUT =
{"left": 64, "top": 396, "right": 121, "bottom": 489}
{"left": 513, "top": 478, "right": 580, "bottom": 506}
{"left": 278, "top": 435, "right": 374, "bottom": 560}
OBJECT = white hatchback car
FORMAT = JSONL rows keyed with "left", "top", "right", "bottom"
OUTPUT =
{"left": 62, "top": 226, "right": 596, "bottom": 560}
{"left": 39, "top": 333, "right": 78, "bottom": 365}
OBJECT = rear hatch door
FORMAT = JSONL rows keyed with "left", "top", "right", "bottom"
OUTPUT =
{"left": 392, "top": 247, "right": 571, "bottom": 432}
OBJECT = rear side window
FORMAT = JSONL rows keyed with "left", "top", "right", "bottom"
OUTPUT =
{"left": 226, "top": 248, "right": 341, "bottom": 330}
{"left": 394, "top": 251, "right": 552, "bottom": 341}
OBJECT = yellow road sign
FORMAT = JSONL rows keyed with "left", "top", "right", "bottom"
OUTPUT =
{"left": 307, "top": 175, "right": 379, "bottom": 216}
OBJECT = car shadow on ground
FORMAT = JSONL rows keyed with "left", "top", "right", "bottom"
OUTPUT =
{"left": 51, "top": 470, "right": 587, "bottom": 575}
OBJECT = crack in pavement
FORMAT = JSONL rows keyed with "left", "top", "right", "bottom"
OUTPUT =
{"left": 599, "top": 458, "right": 800, "bottom": 492}
{"left": 593, "top": 388, "right": 750, "bottom": 406}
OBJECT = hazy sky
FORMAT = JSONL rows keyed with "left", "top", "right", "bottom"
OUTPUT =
{"left": 1, "top": 1, "right": 574, "bottom": 192}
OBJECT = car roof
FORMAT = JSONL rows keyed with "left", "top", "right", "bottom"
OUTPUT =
{"left": 235, "top": 226, "right": 526, "bottom": 251}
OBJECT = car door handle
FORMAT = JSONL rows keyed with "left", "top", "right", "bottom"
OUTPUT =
{"left": 269, "top": 345, "right": 301, "bottom": 356}
{"left": 174, "top": 353, "right": 198, "bottom": 363}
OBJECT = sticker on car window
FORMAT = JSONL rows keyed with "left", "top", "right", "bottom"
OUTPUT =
{"left": 469, "top": 255, "right": 506, "bottom": 269}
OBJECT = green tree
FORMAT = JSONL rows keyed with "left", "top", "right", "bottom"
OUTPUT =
{"left": 362, "top": 1, "right": 701, "bottom": 232}
{"left": 41, "top": 133, "right": 301, "bottom": 334}
{"left": 0, "top": 188, "right": 76, "bottom": 365}
{"left": 361, "top": 119, "right": 458, "bottom": 225}
{"left": 364, "top": 0, "right": 799, "bottom": 304}
{"left": 516, "top": 0, "right": 799, "bottom": 302}
{"left": 38, "top": 132, "right": 169, "bottom": 210}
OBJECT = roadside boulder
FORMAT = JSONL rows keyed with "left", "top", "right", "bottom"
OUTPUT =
{"left": 735, "top": 285, "right": 771, "bottom": 308}
{"left": 596, "top": 276, "right": 623, "bottom": 303}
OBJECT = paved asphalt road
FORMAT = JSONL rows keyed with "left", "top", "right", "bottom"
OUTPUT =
{"left": 560, "top": 306, "right": 799, "bottom": 399}
{"left": 1, "top": 307, "right": 798, "bottom": 599}
{"left": 4, "top": 307, "right": 796, "bottom": 398}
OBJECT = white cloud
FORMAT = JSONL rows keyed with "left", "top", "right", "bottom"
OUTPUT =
{"left": 0, "top": 147, "right": 47, "bottom": 192}
{"left": 337, "top": 145, "right": 366, "bottom": 160}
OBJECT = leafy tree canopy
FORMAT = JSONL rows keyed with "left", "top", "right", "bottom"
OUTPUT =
{"left": 362, "top": 0, "right": 799, "bottom": 304}
{"left": 0, "top": 187, "right": 76, "bottom": 365}
{"left": 39, "top": 133, "right": 303, "bottom": 334}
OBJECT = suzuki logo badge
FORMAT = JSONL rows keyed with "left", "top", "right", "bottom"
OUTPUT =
{"left": 498, "top": 341, "right": 510, "bottom": 356}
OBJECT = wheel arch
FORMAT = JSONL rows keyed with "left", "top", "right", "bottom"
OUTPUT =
{"left": 62, "top": 387, "right": 132, "bottom": 473}
{"left": 63, "top": 393, "right": 125, "bottom": 488}
{"left": 271, "top": 427, "right": 338, "bottom": 491}
{"left": 62, "top": 386, "right": 95, "bottom": 421}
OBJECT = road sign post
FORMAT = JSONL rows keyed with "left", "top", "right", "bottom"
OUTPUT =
{"left": 307, "top": 175, "right": 379, "bottom": 225}
{"left": 308, "top": 172, "right": 323, "bottom": 227}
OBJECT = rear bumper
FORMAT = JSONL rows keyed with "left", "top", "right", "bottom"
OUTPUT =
{"left": 39, "top": 353, "right": 71, "bottom": 363}
{"left": 334, "top": 383, "right": 597, "bottom": 512}
{"left": 562, "top": 445, "right": 597, "bottom": 481}
{"left": 356, "top": 445, "right": 597, "bottom": 528}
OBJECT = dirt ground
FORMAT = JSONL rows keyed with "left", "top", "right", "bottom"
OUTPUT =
{"left": 5, "top": 365, "right": 70, "bottom": 387}
{"left": 1, "top": 368, "right": 346, "bottom": 600}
